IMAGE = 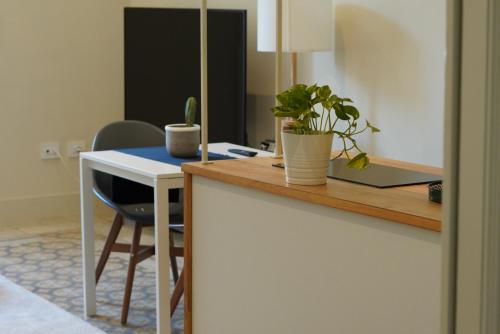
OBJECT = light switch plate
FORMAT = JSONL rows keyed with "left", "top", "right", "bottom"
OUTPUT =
{"left": 67, "top": 140, "right": 85, "bottom": 158}
{"left": 41, "top": 142, "right": 60, "bottom": 160}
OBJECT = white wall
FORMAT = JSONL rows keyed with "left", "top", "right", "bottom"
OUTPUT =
{"left": 0, "top": 0, "right": 124, "bottom": 223}
{"left": 300, "top": 0, "right": 446, "bottom": 167}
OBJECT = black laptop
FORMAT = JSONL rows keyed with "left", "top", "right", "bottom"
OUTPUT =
{"left": 327, "top": 158, "right": 441, "bottom": 188}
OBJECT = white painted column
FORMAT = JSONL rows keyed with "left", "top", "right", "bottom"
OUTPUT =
{"left": 200, "top": 0, "right": 208, "bottom": 163}
{"left": 274, "top": 0, "right": 283, "bottom": 157}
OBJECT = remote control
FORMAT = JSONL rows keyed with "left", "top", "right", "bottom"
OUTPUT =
{"left": 228, "top": 148, "right": 258, "bottom": 157}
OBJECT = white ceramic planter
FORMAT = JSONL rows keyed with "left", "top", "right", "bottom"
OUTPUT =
{"left": 165, "top": 124, "right": 200, "bottom": 157}
{"left": 281, "top": 131, "right": 333, "bottom": 185}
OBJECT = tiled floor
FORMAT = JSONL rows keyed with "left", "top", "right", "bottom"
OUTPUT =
{"left": 0, "top": 214, "right": 184, "bottom": 334}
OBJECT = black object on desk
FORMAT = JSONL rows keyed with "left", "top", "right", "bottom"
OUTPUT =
{"left": 228, "top": 148, "right": 258, "bottom": 157}
{"left": 327, "top": 158, "right": 442, "bottom": 188}
{"left": 428, "top": 181, "right": 443, "bottom": 203}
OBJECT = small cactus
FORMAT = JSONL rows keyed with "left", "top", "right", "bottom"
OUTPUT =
{"left": 185, "top": 97, "right": 197, "bottom": 127}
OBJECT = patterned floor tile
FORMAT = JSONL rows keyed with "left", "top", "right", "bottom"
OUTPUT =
{"left": 0, "top": 229, "right": 184, "bottom": 334}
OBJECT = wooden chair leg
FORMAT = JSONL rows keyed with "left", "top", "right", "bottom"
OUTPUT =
{"left": 121, "top": 222, "right": 143, "bottom": 325}
{"left": 169, "top": 232, "right": 179, "bottom": 284}
{"left": 96, "top": 214, "right": 123, "bottom": 284}
{"left": 170, "top": 269, "right": 185, "bottom": 317}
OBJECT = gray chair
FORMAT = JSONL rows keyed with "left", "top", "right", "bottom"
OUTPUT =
{"left": 92, "top": 120, "right": 184, "bottom": 324}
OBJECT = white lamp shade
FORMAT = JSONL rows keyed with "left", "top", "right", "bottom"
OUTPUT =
{"left": 257, "top": 0, "right": 333, "bottom": 53}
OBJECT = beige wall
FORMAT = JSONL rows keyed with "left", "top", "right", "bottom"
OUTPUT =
{"left": 300, "top": 0, "right": 446, "bottom": 167}
{"left": 0, "top": 0, "right": 274, "bottom": 223}
{"left": 0, "top": 0, "right": 124, "bottom": 222}
{"left": 0, "top": 0, "right": 446, "bottom": 222}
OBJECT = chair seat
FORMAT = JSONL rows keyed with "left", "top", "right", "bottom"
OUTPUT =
{"left": 119, "top": 203, "right": 184, "bottom": 225}
{"left": 95, "top": 188, "right": 183, "bottom": 224}
{"left": 120, "top": 203, "right": 154, "bottom": 223}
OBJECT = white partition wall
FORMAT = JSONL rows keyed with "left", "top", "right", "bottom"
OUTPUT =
{"left": 191, "top": 176, "right": 441, "bottom": 334}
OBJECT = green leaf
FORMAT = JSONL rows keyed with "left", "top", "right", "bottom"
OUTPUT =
{"left": 276, "top": 94, "right": 288, "bottom": 106}
{"left": 333, "top": 104, "right": 350, "bottom": 120}
{"left": 343, "top": 105, "right": 360, "bottom": 120}
{"left": 366, "top": 120, "right": 381, "bottom": 133}
{"left": 347, "top": 153, "right": 369, "bottom": 169}
{"left": 307, "top": 84, "right": 318, "bottom": 95}
{"left": 310, "top": 111, "right": 321, "bottom": 118}
{"left": 322, "top": 95, "right": 339, "bottom": 109}
{"left": 317, "top": 85, "right": 332, "bottom": 100}
{"left": 271, "top": 105, "right": 289, "bottom": 112}
{"left": 274, "top": 110, "right": 302, "bottom": 118}
{"left": 329, "top": 95, "right": 340, "bottom": 103}
{"left": 321, "top": 99, "right": 334, "bottom": 109}
{"left": 312, "top": 96, "right": 323, "bottom": 105}
{"left": 271, "top": 106, "right": 301, "bottom": 118}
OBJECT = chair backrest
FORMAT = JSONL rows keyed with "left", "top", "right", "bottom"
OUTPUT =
{"left": 92, "top": 120, "right": 165, "bottom": 151}
{"left": 92, "top": 120, "right": 165, "bottom": 204}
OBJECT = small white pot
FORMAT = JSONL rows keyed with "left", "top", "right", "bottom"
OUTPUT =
{"left": 281, "top": 131, "right": 333, "bottom": 185}
{"left": 165, "top": 124, "right": 200, "bottom": 158}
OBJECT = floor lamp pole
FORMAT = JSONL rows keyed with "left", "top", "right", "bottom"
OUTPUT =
{"left": 200, "top": 0, "right": 209, "bottom": 163}
{"left": 274, "top": 0, "right": 283, "bottom": 158}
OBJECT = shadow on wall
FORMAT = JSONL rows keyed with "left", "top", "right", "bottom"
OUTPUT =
{"left": 334, "top": 4, "right": 421, "bottom": 102}
{"left": 332, "top": 5, "right": 421, "bottom": 152}
{"left": 246, "top": 94, "right": 276, "bottom": 148}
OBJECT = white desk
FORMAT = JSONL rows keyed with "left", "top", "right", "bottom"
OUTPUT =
{"left": 79, "top": 143, "right": 272, "bottom": 334}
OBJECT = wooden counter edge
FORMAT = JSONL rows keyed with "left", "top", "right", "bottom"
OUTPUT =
{"left": 181, "top": 163, "right": 441, "bottom": 233}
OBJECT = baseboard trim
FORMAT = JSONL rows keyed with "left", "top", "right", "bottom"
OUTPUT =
{"left": 0, "top": 193, "right": 113, "bottom": 227}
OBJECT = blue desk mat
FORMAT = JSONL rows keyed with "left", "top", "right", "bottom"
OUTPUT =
{"left": 115, "top": 146, "right": 234, "bottom": 166}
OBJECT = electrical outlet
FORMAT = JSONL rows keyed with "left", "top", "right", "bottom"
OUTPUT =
{"left": 67, "top": 140, "right": 85, "bottom": 158}
{"left": 41, "top": 142, "right": 60, "bottom": 160}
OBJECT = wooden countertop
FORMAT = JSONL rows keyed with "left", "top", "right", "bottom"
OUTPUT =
{"left": 182, "top": 155, "right": 442, "bottom": 232}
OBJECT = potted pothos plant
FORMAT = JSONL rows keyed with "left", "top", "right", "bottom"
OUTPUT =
{"left": 272, "top": 84, "right": 380, "bottom": 185}
{"left": 165, "top": 96, "right": 200, "bottom": 157}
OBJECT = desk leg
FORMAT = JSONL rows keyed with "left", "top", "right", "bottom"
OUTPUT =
{"left": 80, "top": 158, "right": 96, "bottom": 317}
{"left": 155, "top": 179, "right": 171, "bottom": 334}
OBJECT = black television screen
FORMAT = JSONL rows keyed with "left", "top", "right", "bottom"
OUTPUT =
{"left": 124, "top": 8, "right": 247, "bottom": 145}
